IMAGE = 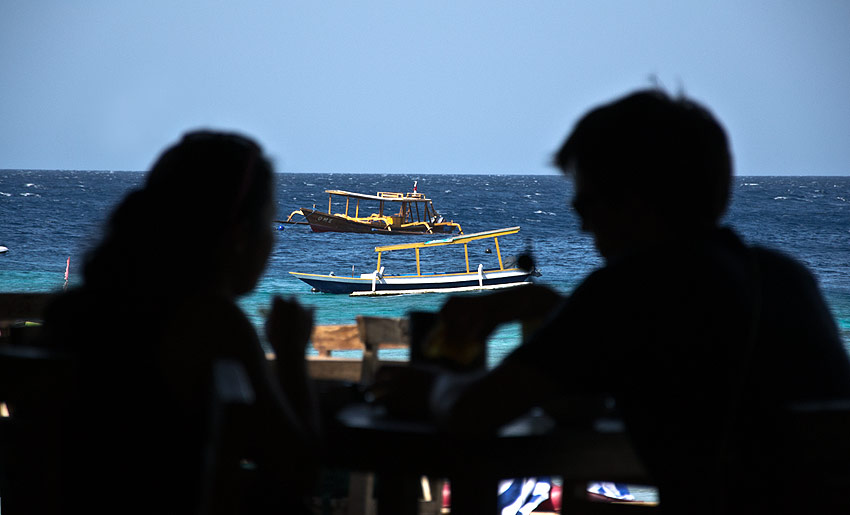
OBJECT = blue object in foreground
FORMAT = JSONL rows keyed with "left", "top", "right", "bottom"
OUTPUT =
{"left": 497, "top": 477, "right": 551, "bottom": 515}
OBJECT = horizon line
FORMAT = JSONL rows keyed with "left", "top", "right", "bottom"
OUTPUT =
{"left": 2, "top": 168, "right": 849, "bottom": 177}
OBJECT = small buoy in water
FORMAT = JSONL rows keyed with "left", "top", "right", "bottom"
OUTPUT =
{"left": 276, "top": 224, "right": 285, "bottom": 231}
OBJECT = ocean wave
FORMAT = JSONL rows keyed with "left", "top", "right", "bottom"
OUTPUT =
{"left": 743, "top": 183, "right": 759, "bottom": 186}
{"left": 772, "top": 195, "right": 813, "bottom": 203}
{"left": 533, "top": 210, "right": 557, "bottom": 216}
{"left": 0, "top": 192, "right": 11, "bottom": 197}
{"left": 20, "top": 192, "right": 40, "bottom": 197}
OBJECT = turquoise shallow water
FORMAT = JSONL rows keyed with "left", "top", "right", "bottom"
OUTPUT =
{"left": 1, "top": 171, "right": 849, "bottom": 366}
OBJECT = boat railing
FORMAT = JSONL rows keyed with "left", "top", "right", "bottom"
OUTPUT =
{"left": 377, "top": 191, "right": 426, "bottom": 200}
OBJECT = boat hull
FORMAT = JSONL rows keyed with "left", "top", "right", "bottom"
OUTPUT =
{"left": 300, "top": 208, "right": 457, "bottom": 235}
{"left": 290, "top": 269, "right": 534, "bottom": 296}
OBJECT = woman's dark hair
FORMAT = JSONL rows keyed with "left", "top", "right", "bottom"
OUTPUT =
{"left": 83, "top": 130, "right": 273, "bottom": 290}
{"left": 554, "top": 89, "right": 732, "bottom": 226}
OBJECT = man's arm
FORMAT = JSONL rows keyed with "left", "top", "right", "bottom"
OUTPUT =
{"left": 438, "top": 284, "right": 562, "bottom": 347}
{"left": 430, "top": 357, "right": 563, "bottom": 433}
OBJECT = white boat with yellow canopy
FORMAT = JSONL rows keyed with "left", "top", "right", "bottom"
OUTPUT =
{"left": 289, "top": 227, "right": 536, "bottom": 296}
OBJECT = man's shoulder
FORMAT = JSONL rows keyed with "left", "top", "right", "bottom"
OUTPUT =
{"left": 751, "top": 244, "right": 812, "bottom": 273}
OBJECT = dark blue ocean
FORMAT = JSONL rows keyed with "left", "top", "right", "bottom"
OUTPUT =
{"left": 2, "top": 171, "right": 849, "bottom": 365}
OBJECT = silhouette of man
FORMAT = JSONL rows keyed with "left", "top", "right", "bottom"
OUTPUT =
{"left": 377, "top": 89, "right": 850, "bottom": 514}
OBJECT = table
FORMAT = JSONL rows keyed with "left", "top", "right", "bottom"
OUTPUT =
{"left": 324, "top": 402, "right": 650, "bottom": 515}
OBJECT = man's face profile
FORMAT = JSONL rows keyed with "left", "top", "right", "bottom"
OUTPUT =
{"left": 570, "top": 167, "right": 652, "bottom": 262}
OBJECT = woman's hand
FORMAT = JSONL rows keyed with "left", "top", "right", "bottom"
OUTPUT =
{"left": 265, "top": 295, "right": 314, "bottom": 365}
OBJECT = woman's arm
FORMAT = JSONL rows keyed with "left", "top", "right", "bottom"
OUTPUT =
{"left": 162, "top": 295, "right": 319, "bottom": 484}
{"left": 264, "top": 295, "right": 320, "bottom": 436}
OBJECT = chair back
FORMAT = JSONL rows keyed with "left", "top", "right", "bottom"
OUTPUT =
{"left": 306, "top": 317, "right": 410, "bottom": 383}
{"left": 307, "top": 324, "right": 366, "bottom": 382}
{"left": 356, "top": 315, "right": 408, "bottom": 382}
{"left": 198, "top": 359, "right": 256, "bottom": 515}
{"left": 0, "top": 292, "right": 54, "bottom": 345}
{"left": 0, "top": 345, "right": 75, "bottom": 515}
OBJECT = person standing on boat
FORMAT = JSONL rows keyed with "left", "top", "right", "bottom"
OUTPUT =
{"left": 41, "top": 131, "right": 319, "bottom": 514}
{"left": 373, "top": 89, "right": 850, "bottom": 514}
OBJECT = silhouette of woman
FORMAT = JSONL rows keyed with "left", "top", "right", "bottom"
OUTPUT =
{"left": 43, "top": 130, "right": 318, "bottom": 514}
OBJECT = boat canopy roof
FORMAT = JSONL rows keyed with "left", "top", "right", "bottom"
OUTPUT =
{"left": 324, "top": 189, "right": 432, "bottom": 202}
{"left": 374, "top": 226, "right": 521, "bottom": 253}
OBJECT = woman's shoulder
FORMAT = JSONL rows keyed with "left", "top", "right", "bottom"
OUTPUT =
{"left": 166, "top": 292, "right": 258, "bottom": 351}
{"left": 158, "top": 292, "right": 260, "bottom": 401}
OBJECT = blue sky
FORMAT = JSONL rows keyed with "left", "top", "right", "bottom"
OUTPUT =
{"left": 1, "top": 1, "right": 849, "bottom": 175}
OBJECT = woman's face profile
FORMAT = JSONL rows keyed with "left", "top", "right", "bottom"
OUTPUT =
{"left": 235, "top": 186, "right": 275, "bottom": 296}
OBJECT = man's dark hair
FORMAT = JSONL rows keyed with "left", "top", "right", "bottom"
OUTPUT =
{"left": 554, "top": 89, "right": 732, "bottom": 226}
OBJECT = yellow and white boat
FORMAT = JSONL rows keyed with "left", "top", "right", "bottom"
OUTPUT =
{"left": 290, "top": 227, "right": 537, "bottom": 296}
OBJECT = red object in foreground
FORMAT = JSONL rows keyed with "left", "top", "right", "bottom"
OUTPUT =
{"left": 534, "top": 484, "right": 561, "bottom": 512}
